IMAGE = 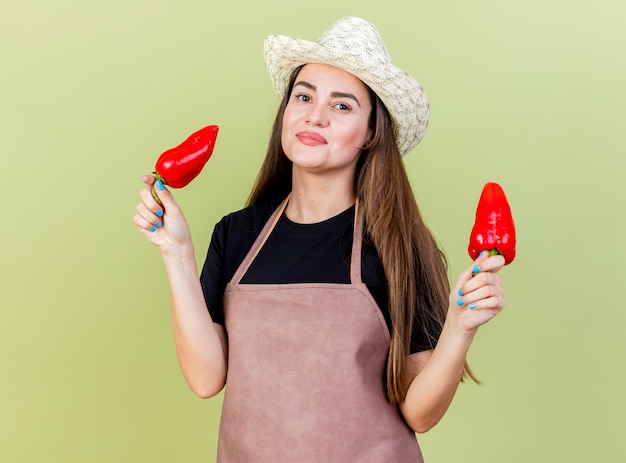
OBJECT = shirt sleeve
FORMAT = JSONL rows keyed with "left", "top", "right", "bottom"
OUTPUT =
{"left": 199, "top": 218, "right": 229, "bottom": 325}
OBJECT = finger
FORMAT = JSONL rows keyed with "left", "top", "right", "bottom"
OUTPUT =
{"left": 460, "top": 271, "right": 502, "bottom": 297}
{"left": 458, "top": 252, "right": 490, "bottom": 285}
{"left": 451, "top": 250, "right": 499, "bottom": 303}
{"left": 135, "top": 202, "right": 164, "bottom": 230}
{"left": 141, "top": 174, "right": 156, "bottom": 187}
{"left": 138, "top": 188, "right": 165, "bottom": 219}
{"left": 471, "top": 252, "right": 505, "bottom": 276}
{"left": 463, "top": 294, "right": 506, "bottom": 313}
{"left": 482, "top": 255, "right": 506, "bottom": 273}
{"left": 459, "top": 283, "right": 503, "bottom": 307}
{"left": 133, "top": 212, "right": 159, "bottom": 234}
{"left": 151, "top": 179, "right": 181, "bottom": 216}
{"left": 142, "top": 175, "right": 172, "bottom": 210}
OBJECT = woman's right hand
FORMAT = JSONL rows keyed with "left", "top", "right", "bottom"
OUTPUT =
{"left": 134, "top": 174, "right": 192, "bottom": 254}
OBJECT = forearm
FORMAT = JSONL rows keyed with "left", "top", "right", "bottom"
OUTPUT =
{"left": 399, "top": 314, "right": 477, "bottom": 433}
{"left": 162, "top": 244, "right": 228, "bottom": 398}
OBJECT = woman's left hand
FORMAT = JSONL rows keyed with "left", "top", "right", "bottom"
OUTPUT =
{"left": 448, "top": 251, "right": 507, "bottom": 333}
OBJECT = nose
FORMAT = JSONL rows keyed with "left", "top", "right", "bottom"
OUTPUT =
{"left": 306, "top": 103, "right": 329, "bottom": 127}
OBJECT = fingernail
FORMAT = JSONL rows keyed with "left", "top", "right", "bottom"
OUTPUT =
{"left": 156, "top": 179, "right": 164, "bottom": 191}
{"left": 156, "top": 221, "right": 162, "bottom": 227}
{"left": 155, "top": 209, "right": 163, "bottom": 217}
{"left": 468, "top": 303, "right": 477, "bottom": 310}
{"left": 479, "top": 250, "right": 487, "bottom": 258}
{"left": 150, "top": 226, "right": 157, "bottom": 232}
{"left": 458, "top": 289, "right": 464, "bottom": 297}
{"left": 473, "top": 265, "right": 481, "bottom": 274}
{"left": 456, "top": 299, "right": 464, "bottom": 306}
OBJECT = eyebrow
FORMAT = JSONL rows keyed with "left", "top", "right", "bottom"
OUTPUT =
{"left": 294, "top": 80, "right": 362, "bottom": 108}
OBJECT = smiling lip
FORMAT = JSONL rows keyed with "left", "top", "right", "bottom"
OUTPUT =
{"left": 296, "top": 131, "right": 328, "bottom": 146}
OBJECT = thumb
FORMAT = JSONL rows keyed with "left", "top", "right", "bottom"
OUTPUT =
{"left": 152, "top": 178, "right": 180, "bottom": 214}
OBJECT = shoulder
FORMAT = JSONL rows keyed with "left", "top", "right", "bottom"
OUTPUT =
{"left": 212, "top": 200, "right": 284, "bottom": 252}
{"left": 203, "top": 200, "right": 284, "bottom": 288}
{"left": 215, "top": 200, "right": 282, "bottom": 235}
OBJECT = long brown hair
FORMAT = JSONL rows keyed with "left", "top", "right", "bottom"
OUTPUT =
{"left": 247, "top": 66, "right": 477, "bottom": 404}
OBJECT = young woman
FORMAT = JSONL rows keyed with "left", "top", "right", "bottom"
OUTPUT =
{"left": 134, "top": 17, "right": 506, "bottom": 462}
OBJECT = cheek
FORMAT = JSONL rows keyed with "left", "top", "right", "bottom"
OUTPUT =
{"left": 282, "top": 107, "right": 299, "bottom": 140}
{"left": 343, "top": 121, "right": 371, "bottom": 147}
{"left": 281, "top": 109, "right": 294, "bottom": 153}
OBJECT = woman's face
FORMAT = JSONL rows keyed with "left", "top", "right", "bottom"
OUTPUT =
{"left": 281, "top": 63, "right": 372, "bottom": 176}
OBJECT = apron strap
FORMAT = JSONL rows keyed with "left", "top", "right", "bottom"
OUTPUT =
{"left": 229, "top": 196, "right": 290, "bottom": 285}
{"left": 350, "top": 199, "right": 364, "bottom": 284}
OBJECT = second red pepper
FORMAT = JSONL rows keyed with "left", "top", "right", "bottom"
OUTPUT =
{"left": 468, "top": 182, "right": 516, "bottom": 265}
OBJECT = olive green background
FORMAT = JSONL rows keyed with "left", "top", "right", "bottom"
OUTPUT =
{"left": 1, "top": 0, "right": 624, "bottom": 461}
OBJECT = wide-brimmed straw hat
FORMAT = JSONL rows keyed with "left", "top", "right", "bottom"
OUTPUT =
{"left": 264, "top": 16, "right": 429, "bottom": 157}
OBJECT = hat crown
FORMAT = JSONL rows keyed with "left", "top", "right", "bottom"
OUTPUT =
{"left": 316, "top": 17, "right": 392, "bottom": 65}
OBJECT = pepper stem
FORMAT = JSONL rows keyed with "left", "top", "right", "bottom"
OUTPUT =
{"left": 151, "top": 172, "right": 166, "bottom": 205}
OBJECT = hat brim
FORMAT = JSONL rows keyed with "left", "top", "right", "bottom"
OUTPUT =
{"left": 264, "top": 34, "right": 429, "bottom": 156}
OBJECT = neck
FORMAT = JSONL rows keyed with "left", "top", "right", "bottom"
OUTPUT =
{"left": 286, "top": 170, "right": 356, "bottom": 224}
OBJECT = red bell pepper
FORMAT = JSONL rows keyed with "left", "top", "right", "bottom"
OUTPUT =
{"left": 153, "top": 125, "right": 219, "bottom": 189}
{"left": 468, "top": 182, "right": 516, "bottom": 265}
